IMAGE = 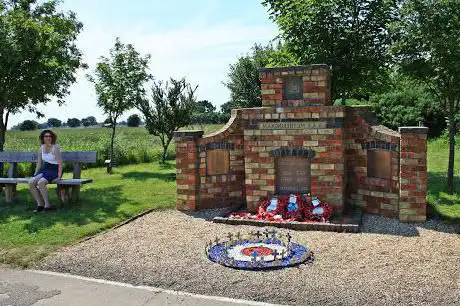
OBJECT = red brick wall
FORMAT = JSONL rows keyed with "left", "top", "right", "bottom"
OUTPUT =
{"left": 260, "top": 65, "right": 331, "bottom": 107}
{"left": 399, "top": 127, "right": 428, "bottom": 222}
{"left": 174, "top": 65, "right": 428, "bottom": 223}
{"left": 196, "top": 110, "right": 245, "bottom": 210}
{"left": 242, "top": 106, "right": 345, "bottom": 214}
{"left": 174, "top": 131, "right": 203, "bottom": 212}
{"left": 345, "top": 107, "right": 401, "bottom": 217}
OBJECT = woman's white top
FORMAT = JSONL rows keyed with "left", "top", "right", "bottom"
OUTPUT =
{"left": 41, "top": 145, "right": 59, "bottom": 165}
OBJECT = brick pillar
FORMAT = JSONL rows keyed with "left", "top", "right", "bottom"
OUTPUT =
{"left": 174, "top": 130, "right": 203, "bottom": 212}
{"left": 399, "top": 127, "right": 428, "bottom": 222}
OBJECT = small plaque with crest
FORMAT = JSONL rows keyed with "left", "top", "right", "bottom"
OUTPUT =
{"left": 283, "top": 77, "right": 303, "bottom": 100}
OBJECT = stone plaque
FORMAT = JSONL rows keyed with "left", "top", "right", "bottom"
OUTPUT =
{"left": 260, "top": 121, "right": 327, "bottom": 130}
{"left": 283, "top": 77, "right": 303, "bottom": 100}
{"left": 367, "top": 150, "right": 391, "bottom": 179}
{"left": 276, "top": 156, "right": 311, "bottom": 194}
{"left": 207, "top": 150, "right": 230, "bottom": 175}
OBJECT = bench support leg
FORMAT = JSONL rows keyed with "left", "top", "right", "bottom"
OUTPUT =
{"left": 70, "top": 186, "right": 80, "bottom": 204}
{"left": 56, "top": 185, "right": 71, "bottom": 208}
{"left": 4, "top": 184, "right": 17, "bottom": 203}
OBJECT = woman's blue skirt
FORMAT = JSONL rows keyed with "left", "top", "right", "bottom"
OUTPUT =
{"left": 38, "top": 162, "right": 59, "bottom": 182}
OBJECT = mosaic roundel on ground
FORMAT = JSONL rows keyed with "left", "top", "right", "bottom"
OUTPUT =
{"left": 206, "top": 231, "right": 314, "bottom": 270}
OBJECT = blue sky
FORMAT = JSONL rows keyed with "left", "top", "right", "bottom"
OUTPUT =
{"left": 11, "top": 0, "right": 278, "bottom": 126}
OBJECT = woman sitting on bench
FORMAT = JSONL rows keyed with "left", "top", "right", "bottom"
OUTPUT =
{"left": 29, "top": 130, "right": 62, "bottom": 212}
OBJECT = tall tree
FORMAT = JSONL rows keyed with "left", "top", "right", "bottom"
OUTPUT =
{"left": 393, "top": 0, "right": 460, "bottom": 193}
{"left": 222, "top": 44, "right": 275, "bottom": 113}
{"left": 262, "top": 0, "right": 397, "bottom": 101}
{"left": 19, "top": 120, "right": 38, "bottom": 131}
{"left": 0, "top": 0, "right": 84, "bottom": 151}
{"left": 127, "top": 114, "right": 141, "bottom": 127}
{"left": 47, "top": 118, "right": 62, "bottom": 128}
{"left": 88, "top": 38, "right": 151, "bottom": 173}
{"left": 67, "top": 118, "right": 80, "bottom": 128}
{"left": 85, "top": 116, "right": 97, "bottom": 126}
{"left": 136, "top": 78, "right": 197, "bottom": 163}
{"left": 81, "top": 117, "right": 91, "bottom": 127}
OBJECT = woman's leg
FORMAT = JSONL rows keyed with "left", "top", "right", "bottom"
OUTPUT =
{"left": 37, "top": 177, "right": 51, "bottom": 208}
{"left": 28, "top": 174, "right": 44, "bottom": 207}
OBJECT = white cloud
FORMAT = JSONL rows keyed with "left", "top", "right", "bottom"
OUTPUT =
{"left": 11, "top": 19, "right": 277, "bottom": 126}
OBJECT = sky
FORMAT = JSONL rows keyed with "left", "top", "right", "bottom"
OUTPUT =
{"left": 10, "top": 0, "right": 278, "bottom": 127}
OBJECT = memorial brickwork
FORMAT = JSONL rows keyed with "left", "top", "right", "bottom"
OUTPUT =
{"left": 174, "top": 65, "right": 428, "bottom": 222}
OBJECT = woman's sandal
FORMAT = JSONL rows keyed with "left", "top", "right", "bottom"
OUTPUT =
{"left": 33, "top": 206, "right": 44, "bottom": 213}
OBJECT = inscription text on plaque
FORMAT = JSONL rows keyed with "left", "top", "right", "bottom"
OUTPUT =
{"left": 276, "top": 156, "right": 311, "bottom": 194}
{"left": 259, "top": 121, "right": 327, "bottom": 130}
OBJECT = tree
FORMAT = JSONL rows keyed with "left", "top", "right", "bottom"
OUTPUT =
{"left": 190, "top": 100, "right": 221, "bottom": 124}
{"left": 194, "top": 100, "right": 216, "bottom": 114}
{"left": 67, "top": 118, "right": 81, "bottom": 128}
{"left": 127, "top": 114, "right": 141, "bottom": 127}
{"left": 223, "top": 44, "right": 275, "bottom": 113}
{"left": 136, "top": 78, "right": 197, "bottom": 163}
{"left": 103, "top": 118, "right": 113, "bottom": 127}
{"left": 371, "top": 74, "right": 445, "bottom": 137}
{"left": 262, "top": 0, "right": 397, "bottom": 101}
{"left": 81, "top": 118, "right": 91, "bottom": 127}
{"left": 0, "top": 0, "right": 84, "bottom": 151}
{"left": 47, "top": 118, "right": 62, "bottom": 128}
{"left": 19, "top": 120, "right": 38, "bottom": 131}
{"left": 393, "top": 0, "right": 460, "bottom": 194}
{"left": 81, "top": 116, "right": 97, "bottom": 127}
{"left": 88, "top": 38, "right": 151, "bottom": 173}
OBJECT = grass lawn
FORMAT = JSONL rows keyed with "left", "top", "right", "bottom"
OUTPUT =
{"left": 0, "top": 162, "right": 176, "bottom": 267}
{"left": 427, "top": 136, "right": 460, "bottom": 222}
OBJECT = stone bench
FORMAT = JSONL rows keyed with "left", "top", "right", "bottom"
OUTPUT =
{"left": 0, "top": 151, "right": 97, "bottom": 206}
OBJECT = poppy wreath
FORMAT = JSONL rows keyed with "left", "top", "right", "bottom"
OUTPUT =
{"left": 302, "top": 200, "right": 334, "bottom": 222}
{"left": 282, "top": 194, "right": 306, "bottom": 221}
{"left": 256, "top": 194, "right": 306, "bottom": 221}
{"left": 228, "top": 194, "right": 333, "bottom": 222}
{"left": 256, "top": 196, "right": 287, "bottom": 221}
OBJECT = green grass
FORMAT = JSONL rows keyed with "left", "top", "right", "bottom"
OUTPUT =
{"left": 427, "top": 135, "right": 460, "bottom": 222}
{"left": 5, "top": 125, "right": 223, "bottom": 173}
{"left": 0, "top": 162, "right": 176, "bottom": 267}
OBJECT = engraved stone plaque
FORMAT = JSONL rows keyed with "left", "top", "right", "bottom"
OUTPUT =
{"left": 276, "top": 156, "right": 311, "bottom": 194}
{"left": 283, "top": 77, "right": 303, "bottom": 100}
{"left": 207, "top": 150, "right": 230, "bottom": 175}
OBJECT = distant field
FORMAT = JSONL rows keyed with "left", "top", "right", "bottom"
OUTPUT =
{"left": 4, "top": 124, "right": 224, "bottom": 174}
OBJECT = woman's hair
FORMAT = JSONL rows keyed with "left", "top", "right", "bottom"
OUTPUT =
{"left": 39, "top": 129, "right": 57, "bottom": 144}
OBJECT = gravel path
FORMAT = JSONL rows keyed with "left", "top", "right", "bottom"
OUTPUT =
{"left": 37, "top": 210, "right": 460, "bottom": 306}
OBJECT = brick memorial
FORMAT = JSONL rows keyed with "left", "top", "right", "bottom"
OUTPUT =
{"left": 174, "top": 65, "right": 428, "bottom": 222}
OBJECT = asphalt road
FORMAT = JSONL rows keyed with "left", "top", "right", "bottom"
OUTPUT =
{"left": 0, "top": 267, "right": 279, "bottom": 306}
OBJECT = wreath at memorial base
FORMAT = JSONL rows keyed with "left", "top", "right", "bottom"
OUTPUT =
{"left": 206, "top": 230, "right": 314, "bottom": 270}
{"left": 228, "top": 193, "right": 333, "bottom": 223}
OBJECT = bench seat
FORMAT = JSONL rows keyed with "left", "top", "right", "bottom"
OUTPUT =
{"left": 0, "top": 150, "right": 97, "bottom": 205}
{"left": 0, "top": 178, "right": 93, "bottom": 185}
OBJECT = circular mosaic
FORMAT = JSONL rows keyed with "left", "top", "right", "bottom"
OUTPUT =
{"left": 206, "top": 230, "right": 314, "bottom": 270}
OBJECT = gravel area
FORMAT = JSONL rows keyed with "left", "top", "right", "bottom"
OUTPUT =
{"left": 37, "top": 210, "right": 460, "bottom": 305}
